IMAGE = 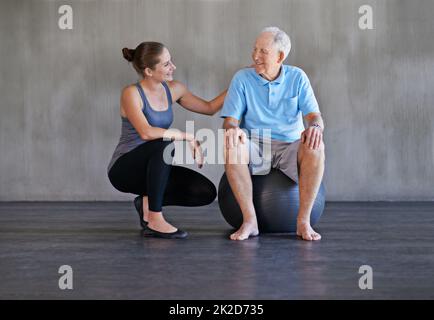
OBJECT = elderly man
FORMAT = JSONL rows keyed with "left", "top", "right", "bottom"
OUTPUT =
{"left": 221, "top": 26, "right": 325, "bottom": 241}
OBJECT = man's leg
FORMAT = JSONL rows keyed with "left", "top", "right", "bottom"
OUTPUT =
{"left": 296, "top": 141, "right": 325, "bottom": 241}
{"left": 224, "top": 141, "right": 259, "bottom": 241}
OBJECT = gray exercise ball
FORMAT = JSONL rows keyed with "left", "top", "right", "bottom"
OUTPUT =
{"left": 218, "top": 169, "right": 325, "bottom": 233}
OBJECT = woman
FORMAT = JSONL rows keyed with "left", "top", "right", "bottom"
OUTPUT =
{"left": 108, "top": 42, "right": 227, "bottom": 239}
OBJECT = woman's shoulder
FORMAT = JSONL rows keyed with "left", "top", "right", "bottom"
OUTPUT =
{"left": 166, "top": 80, "right": 187, "bottom": 101}
{"left": 167, "top": 80, "right": 186, "bottom": 91}
{"left": 120, "top": 83, "right": 142, "bottom": 112}
{"left": 122, "top": 83, "right": 139, "bottom": 94}
{"left": 121, "top": 84, "right": 142, "bottom": 102}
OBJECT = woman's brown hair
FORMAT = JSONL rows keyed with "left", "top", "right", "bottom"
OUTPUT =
{"left": 122, "top": 42, "right": 165, "bottom": 76}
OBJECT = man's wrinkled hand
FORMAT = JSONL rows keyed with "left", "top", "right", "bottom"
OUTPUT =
{"left": 224, "top": 127, "right": 247, "bottom": 149}
{"left": 301, "top": 126, "right": 323, "bottom": 150}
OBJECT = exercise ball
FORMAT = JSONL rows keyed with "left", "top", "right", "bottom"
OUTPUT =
{"left": 218, "top": 169, "right": 325, "bottom": 233}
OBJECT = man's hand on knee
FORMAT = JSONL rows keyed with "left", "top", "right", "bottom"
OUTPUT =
{"left": 301, "top": 125, "right": 323, "bottom": 150}
{"left": 224, "top": 128, "right": 249, "bottom": 166}
{"left": 224, "top": 127, "right": 247, "bottom": 149}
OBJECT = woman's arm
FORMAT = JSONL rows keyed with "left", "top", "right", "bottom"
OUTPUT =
{"left": 168, "top": 80, "right": 227, "bottom": 116}
{"left": 121, "top": 85, "right": 193, "bottom": 142}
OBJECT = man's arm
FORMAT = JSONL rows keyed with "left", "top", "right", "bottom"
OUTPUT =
{"left": 220, "top": 70, "right": 248, "bottom": 148}
{"left": 304, "top": 112, "right": 324, "bottom": 131}
{"left": 223, "top": 117, "right": 240, "bottom": 130}
{"left": 302, "top": 112, "right": 325, "bottom": 150}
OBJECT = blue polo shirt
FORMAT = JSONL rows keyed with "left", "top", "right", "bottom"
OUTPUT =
{"left": 220, "top": 65, "right": 320, "bottom": 143}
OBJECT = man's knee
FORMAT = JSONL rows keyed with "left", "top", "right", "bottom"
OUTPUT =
{"left": 299, "top": 141, "right": 325, "bottom": 163}
{"left": 224, "top": 141, "right": 250, "bottom": 166}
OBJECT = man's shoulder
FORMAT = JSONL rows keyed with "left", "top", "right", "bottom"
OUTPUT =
{"left": 283, "top": 64, "right": 307, "bottom": 78}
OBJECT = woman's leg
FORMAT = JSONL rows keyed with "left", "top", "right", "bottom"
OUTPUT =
{"left": 162, "top": 166, "right": 217, "bottom": 207}
{"left": 108, "top": 139, "right": 181, "bottom": 233}
{"left": 146, "top": 141, "right": 174, "bottom": 212}
{"left": 108, "top": 140, "right": 217, "bottom": 233}
{"left": 139, "top": 166, "right": 216, "bottom": 225}
{"left": 143, "top": 141, "right": 182, "bottom": 233}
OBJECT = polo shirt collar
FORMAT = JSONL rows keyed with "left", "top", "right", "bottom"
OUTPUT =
{"left": 254, "top": 66, "right": 285, "bottom": 86}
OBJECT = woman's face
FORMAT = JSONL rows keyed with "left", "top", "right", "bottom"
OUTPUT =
{"left": 149, "top": 47, "right": 176, "bottom": 81}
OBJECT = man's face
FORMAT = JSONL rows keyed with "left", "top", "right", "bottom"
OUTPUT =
{"left": 251, "top": 32, "right": 282, "bottom": 76}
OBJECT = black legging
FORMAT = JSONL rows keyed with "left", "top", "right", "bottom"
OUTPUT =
{"left": 108, "top": 139, "right": 216, "bottom": 211}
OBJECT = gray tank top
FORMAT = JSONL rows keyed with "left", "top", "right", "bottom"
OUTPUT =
{"left": 107, "top": 82, "right": 174, "bottom": 172}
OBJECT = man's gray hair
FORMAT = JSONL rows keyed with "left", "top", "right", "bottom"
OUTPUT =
{"left": 261, "top": 26, "right": 291, "bottom": 60}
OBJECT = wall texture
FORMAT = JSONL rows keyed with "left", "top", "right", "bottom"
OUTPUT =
{"left": 1, "top": 0, "right": 433, "bottom": 201}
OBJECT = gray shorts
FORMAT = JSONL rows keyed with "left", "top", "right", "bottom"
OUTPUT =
{"left": 247, "top": 136, "right": 301, "bottom": 183}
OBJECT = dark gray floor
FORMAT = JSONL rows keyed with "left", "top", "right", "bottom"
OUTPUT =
{"left": 1, "top": 201, "right": 434, "bottom": 299}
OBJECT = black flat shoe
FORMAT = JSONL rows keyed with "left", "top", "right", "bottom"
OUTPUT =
{"left": 143, "top": 226, "right": 188, "bottom": 239}
{"left": 133, "top": 196, "right": 148, "bottom": 229}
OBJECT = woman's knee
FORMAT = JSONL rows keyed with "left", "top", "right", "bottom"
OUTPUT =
{"left": 179, "top": 168, "right": 217, "bottom": 205}
{"left": 200, "top": 180, "right": 217, "bottom": 204}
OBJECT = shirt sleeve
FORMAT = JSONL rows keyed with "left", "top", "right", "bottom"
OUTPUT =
{"left": 297, "top": 70, "right": 320, "bottom": 116}
{"left": 220, "top": 72, "right": 247, "bottom": 120}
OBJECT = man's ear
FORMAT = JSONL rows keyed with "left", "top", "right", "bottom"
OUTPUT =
{"left": 277, "top": 51, "right": 285, "bottom": 64}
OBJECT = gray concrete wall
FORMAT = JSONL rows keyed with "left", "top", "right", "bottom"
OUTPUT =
{"left": 1, "top": 0, "right": 433, "bottom": 201}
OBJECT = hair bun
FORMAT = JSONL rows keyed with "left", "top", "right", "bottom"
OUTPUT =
{"left": 122, "top": 47, "right": 135, "bottom": 62}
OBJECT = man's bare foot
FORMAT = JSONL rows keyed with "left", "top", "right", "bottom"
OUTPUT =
{"left": 148, "top": 212, "right": 177, "bottom": 233}
{"left": 230, "top": 220, "right": 259, "bottom": 241}
{"left": 296, "top": 221, "right": 321, "bottom": 241}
